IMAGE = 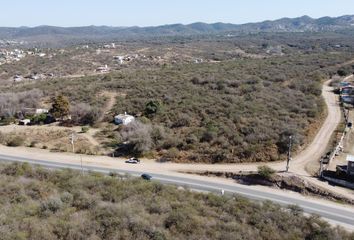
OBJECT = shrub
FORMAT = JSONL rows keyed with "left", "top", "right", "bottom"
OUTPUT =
{"left": 29, "top": 140, "right": 38, "bottom": 147}
{"left": 159, "top": 148, "right": 179, "bottom": 162}
{"left": 72, "top": 191, "right": 97, "bottom": 210}
{"left": 119, "top": 121, "right": 153, "bottom": 155}
{"left": 257, "top": 165, "right": 276, "bottom": 179}
{"left": 30, "top": 113, "right": 48, "bottom": 125}
{"left": 81, "top": 126, "right": 89, "bottom": 133}
{"left": 40, "top": 197, "right": 63, "bottom": 214}
{"left": 6, "top": 136, "right": 25, "bottom": 147}
{"left": 145, "top": 100, "right": 161, "bottom": 116}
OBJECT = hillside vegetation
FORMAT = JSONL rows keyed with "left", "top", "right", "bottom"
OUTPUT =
{"left": 1, "top": 32, "right": 354, "bottom": 162}
{"left": 0, "top": 162, "right": 352, "bottom": 240}
{"left": 5, "top": 51, "right": 354, "bottom": 163}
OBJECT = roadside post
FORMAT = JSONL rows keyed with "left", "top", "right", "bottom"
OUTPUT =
{"left": 286, "top": 136, "right": 292, "bottom": 172}
{"left": 69, "top": 132, "right": 77, "bottom": 153}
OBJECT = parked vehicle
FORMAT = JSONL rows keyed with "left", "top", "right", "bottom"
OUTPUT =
{"left": 125, "top": 158, "right": 140, "bottom": 164}
{"left": 322, "top": 151, "right": 331, "bottom": 164}
{"left": 141, "top": 173, "right": 152, "bottom": 180}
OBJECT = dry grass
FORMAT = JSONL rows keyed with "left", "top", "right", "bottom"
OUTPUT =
{"left": 0, "top": 127, "right": 102, "bottom": 155}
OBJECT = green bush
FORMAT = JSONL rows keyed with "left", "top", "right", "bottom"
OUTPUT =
{"left": 257, "top": 165, "right": 276, "bottom": 179}
{"left": 81, "top": 126, "right": 89, "bottom": 133}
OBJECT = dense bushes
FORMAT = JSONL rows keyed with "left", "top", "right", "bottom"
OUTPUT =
{"left": 0, "top": 89, "right": 43, "bottom": 118}
{"left": 6, "top": 135, "right": 25, "bottom": 147}
{"left": 0, "top": 162, "right": 353, "bottom": 240}
{"left": 70, "top": 102, "right": 101, "bottom": 125}
{"left": 107, "top": 54, "right": 334, "bottom": 162}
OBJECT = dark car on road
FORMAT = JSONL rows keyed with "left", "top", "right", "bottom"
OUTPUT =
{"left": 141, "top": 173, "right": 152, "bottom": 180}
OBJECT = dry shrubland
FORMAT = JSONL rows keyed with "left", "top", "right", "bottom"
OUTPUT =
{"left": 1, "top": 34, "right": 354, "bottom": 162}
{"left": 0, "top": 162, "right": 352, "bottom": 240}
{"left": 0, "top": 128, "right": 100, "bottom": 154}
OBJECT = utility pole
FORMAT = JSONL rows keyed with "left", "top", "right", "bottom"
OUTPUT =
{"left": 319, "top": 158, "right": 323, "bottom": 178}
{"left": 69, "top": 132, "right": 77, "bottom": 153}
{"left": 69, "top": 132, "right": 84, "bottom": 175}
{"left": 286, "top": 135, "right": 292, "bottom": 172}
{"left": 80, "top": 155, "right": 84, "bottom": 176}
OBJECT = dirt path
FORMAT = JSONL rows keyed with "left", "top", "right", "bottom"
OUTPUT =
{"left": 97, "top": 91, "right": 126, "bottom": 122}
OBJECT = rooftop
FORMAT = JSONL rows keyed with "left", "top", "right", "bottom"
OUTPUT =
{"left": 346, "top": 155, "right": 354, "bottom": 162}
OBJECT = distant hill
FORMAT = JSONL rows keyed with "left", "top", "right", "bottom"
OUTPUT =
{"left": 1, "top": 15, "right": 354, "bottom": 46}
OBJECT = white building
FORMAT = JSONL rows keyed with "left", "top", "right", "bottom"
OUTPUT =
{"left": 114, "top": 56, "right": 124, "bottom": 64}
{"left": 19, "top": 119, "right": 31, "bottom": 125}
{"left": 35, "top": 108, "right": 49, "bottom": 114}
{"left": 114, "top": 113, "right": 135, "bottom": 125}
{"left": 96, "top": 65, "right": 109, "bottom": 73}
{"left": 346, "top": 155, "right": 354, "bottom": 176}
{"left": 13, "top": 75, "right": 23, "bottom": 82}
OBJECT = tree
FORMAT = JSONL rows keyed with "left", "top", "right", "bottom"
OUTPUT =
{"left": 145, "top": 100, "right": 161, "bottom": 116}
{"left": 50, "top": 95, "right": 70, "bottom": 119}
{"left": 337, "top": 68, "right": 350, "bottom": 77}
{"left": 70, "top": 102, "right": 101, "bottom": 125}
{"left": 119, "top": 121, "right": 152, "bottom": 155}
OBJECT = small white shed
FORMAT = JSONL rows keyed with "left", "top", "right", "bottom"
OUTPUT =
{"left": 114, "top": 113, "right": 135, "bottom": 125}
{"left": 19, "top": 119, "right": 31, "bottom": 125}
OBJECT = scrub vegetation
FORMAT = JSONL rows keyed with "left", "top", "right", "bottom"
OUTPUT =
{"left": 1, "top": 32, "right": 354, "bottom": 162}
{"left": 0, "top": 162, "right": 352, "bottom": 240}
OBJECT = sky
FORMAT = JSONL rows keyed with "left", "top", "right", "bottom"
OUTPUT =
{"left": 1, "top": 0, "right": 354, "bottom": 27}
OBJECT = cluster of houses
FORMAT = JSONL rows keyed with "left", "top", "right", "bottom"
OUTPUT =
{"left": 17, "top": 108, "right": 50, "bottom": 125}
{"left": 113, "top": 54, "right": 141, "bottom": 64}
{"left": 0, "top": 48, "right": 48, "bottom": 66}
{"left": 337, "top": 155, "right": 354, "bottom": 176}
{"left": 13, "top": 72, "right": 55, "bottom": 83}
{"left": 339, "top": 81, "right": 354, "bottom": 105}
{"left": 103, "top": 43, "right": 116, "bottom": 49}
{"left": 0, "top": 49, "right": 26, "bottom": 65}
{"left": 334, "top": 80, "right": 354, "bottom": 179}
{"left": 0, "top": 39, "right": 26, "bottom": 47}
{"left": 97, "top": 54, "right": 161, "bottom": 70}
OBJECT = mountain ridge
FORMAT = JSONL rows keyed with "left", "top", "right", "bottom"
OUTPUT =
{"left": 1, "top": 14, "right": 354, "bottom": 46}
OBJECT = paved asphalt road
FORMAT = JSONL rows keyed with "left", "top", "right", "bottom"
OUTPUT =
{"left": 0, "top": 153, "right": 353, "bottom": 229}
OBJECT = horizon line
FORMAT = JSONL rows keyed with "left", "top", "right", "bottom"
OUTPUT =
{"left": 0, "top": 13, "right": 352, "bottom": 29}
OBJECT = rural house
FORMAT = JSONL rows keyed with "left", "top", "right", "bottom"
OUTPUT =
{"left": 346, "top": 155, "right": 354, "bottom": 176}
{"left": 114, "top": 112, "right": 135, "bottom": 125}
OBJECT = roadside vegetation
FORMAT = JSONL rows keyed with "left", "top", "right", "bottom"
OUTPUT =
{"left": 0, "top": 162, "right": 352, "bottom": 240}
